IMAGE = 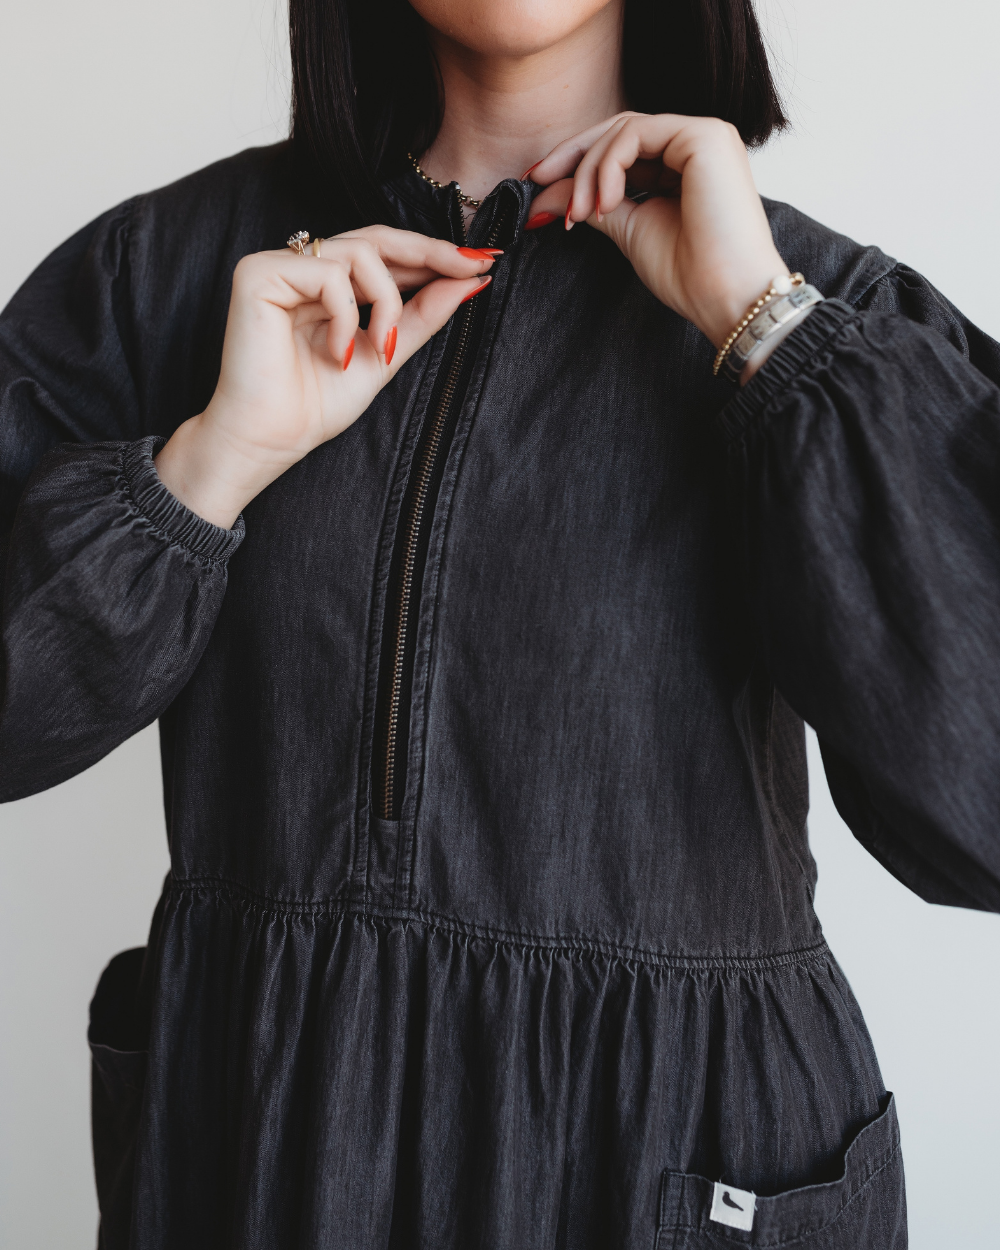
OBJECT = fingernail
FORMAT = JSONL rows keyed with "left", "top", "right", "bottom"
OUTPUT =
{"left": 524, "top": 211, "right": 559, "bottom": 231}
{"left": 520, "top": 161, "right": 542, "bottom": 181}
{"left": 596, "top": 192, "right": 602, "bottom": 225}
{"left": 457, "top": 246, "right": 503, "bottom": 260}
{"left": 384, "top": 324, "right": 397, "bottom": 365}
{"left": 460, "top": 276, "right": 492, "bottom": 304}
{"left": 343, "top": 338, "right": 355, "bottom": 371}
{"left": 565, "top": 199, "right": 574, "bottom": 231}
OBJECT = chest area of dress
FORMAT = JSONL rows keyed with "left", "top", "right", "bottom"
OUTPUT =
{"left": 220, "top": 250, "right": 731, "bottom": 660}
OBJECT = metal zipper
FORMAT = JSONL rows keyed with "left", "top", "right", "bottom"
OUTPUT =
{"left": 373, "top": 197, "right": 512, "bottom": 821}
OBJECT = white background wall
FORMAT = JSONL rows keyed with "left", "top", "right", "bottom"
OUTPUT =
{"left": 1, "top": 1, "right": 998, "bottom": 1245}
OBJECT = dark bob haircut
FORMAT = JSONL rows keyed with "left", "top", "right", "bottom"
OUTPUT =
{"left": 290, "top": 0, "right": 787, "bottom": 228}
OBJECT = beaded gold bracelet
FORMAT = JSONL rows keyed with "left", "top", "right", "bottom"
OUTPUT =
{"left": 712, "top": 273, "right": 805, "bottom": 377}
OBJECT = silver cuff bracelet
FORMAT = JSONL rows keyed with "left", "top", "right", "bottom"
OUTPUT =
{"left": 718, "top": 281, "right": 825, "bottom": 383}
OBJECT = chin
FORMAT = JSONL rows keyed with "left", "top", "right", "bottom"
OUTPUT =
{"left": 409, "top": 0, "right": 617, "bottom": 58}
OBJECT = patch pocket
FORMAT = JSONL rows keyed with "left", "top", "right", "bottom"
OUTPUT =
{"left": 655, "top": 1094, "right": 906, "bottom": 1249}
{"left": 89, "top": 947, "right": 149, "bottom": 1248}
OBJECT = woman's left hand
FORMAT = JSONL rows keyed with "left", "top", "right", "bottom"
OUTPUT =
{"left": 525, "top": 113, "right": 789, "bottom": 350}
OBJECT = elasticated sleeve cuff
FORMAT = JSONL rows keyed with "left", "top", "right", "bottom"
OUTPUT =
{"left": 120, "top": 435, "right": 245, "bottom": 562}
{"left": 716, "top": 300, "right": 858, "bottom": 444}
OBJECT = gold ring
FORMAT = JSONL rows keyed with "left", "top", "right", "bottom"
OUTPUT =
{"left": 287, "top": 230, "right": 310, "bottom": 255}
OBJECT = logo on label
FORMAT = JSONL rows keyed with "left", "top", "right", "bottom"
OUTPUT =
{"left": 710, "top": 1181, "right": 756, "bottom": 1231}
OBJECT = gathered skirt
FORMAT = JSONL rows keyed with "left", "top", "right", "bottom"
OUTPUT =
{"left": 89, "top": 882, "right": 905, "bottom": 1249}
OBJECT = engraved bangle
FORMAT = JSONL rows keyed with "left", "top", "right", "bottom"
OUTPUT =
{"left": 713, "top": 274, "right": 825, "bottom": 382}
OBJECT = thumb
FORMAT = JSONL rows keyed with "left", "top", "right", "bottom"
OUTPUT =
{"left": 524, "top": 178, "right": 574, "bottom": 229}
{"left": 526, "top": 178, "right": 638, "bottom": 259}
{"left": 388, "top": 273, "right": 493, "bottom": 369}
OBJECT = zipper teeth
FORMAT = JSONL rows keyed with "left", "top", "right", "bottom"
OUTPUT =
{"left": 381, "top": 305, "right": 475, "bottom": 819}
{"left": 379, "top": 205, "right": 510, "bottom": 821}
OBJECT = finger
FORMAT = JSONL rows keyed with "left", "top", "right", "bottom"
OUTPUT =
{"left": 388, "top": 274, "right": 493, "bottom": 375}
{"left": 524, "top": 179, "right": 575, "bottom": 230}
{"left": 605, "top": 113, "right": 743, "bottom": 185}
{"left": 312, "top": 261, "right": 360, "bottom": 366}
{"left": 320, "top": 240, "right": 405, "bottom": 363}
{"left": 588, "top": 193, "right": 648, "bottom": 258}
{"left": 526, "top": 112, "right": 642, "bottom": 186}
{"left": 242, "top": 252, "right": 359, "bottom": 367}
{"left": 569, "top": 115, "right": 687, "bottom": 226}
{"left": 233, "top": 251, "right": 342, "bottom": 312}
{"left": 379, "top": 259, "right": 494, "bottom": 295}
{"left": 385, "top": 255, "right": 495, "bottom": 295}
{"left": 522, "top": 174, "right": 646, "bottom": 260}
{"left": 566, "top": 117, "right": 633, "bottom": 225}
{"left": 325, "top": 226, "right": 500, "bottom": 283}
{"left": 577, "top": 115, "right": 733, "bottom": 231}
{"left": 233, "top": 254, "right": 363, "bottom": 368}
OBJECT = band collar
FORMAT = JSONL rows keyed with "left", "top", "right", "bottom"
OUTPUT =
{"left": 381, "top": 158, "right": 537, "bottom": 247}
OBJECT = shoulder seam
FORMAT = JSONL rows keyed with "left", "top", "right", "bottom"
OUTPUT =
{"left": 848, "top": 258, "right": 901, "bottom": 309}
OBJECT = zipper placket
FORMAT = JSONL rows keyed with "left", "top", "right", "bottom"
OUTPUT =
{"left": 373, "top": 196, "right": 512, "bottom": 821}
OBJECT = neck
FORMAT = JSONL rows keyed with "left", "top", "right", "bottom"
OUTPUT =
{"left": 417, "top": 4, "right": 627, "bottom": 203}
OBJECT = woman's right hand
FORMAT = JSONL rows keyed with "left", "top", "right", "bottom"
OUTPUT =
{"left": 155, "top": 227, "right": 497, "bottom": 528}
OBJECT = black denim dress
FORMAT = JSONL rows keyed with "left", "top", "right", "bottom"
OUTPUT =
{"left": 2, "top": 143, "right": 999, "bottom": 1250}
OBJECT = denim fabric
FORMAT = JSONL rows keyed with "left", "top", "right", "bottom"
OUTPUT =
{"left": 4, "top": 141, "right": 1000, "bottom": 1248}
{"left": 655, "top": 1095, "right": 905, "bottom": 1248}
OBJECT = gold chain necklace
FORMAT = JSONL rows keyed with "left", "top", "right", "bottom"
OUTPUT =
{"left": 407, "top": 152, "right": 483, "bottom": 210}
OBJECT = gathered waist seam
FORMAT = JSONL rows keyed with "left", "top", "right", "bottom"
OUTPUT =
{"left": 164, "top": 876, "right": 830, "bottom": 972}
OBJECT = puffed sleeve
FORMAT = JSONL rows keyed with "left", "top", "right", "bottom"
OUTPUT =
{"left": 0, "top": 203, "right": 242, "bottom": 802}
{"left": 719, "top": 270, "right": 1000, "bottom": 912}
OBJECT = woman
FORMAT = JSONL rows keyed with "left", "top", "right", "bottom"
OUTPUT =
{"left": 2, "top": 0, "right": 998, "bottom": 1245}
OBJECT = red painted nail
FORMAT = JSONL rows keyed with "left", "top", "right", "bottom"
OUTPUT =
{"left": 565, "top": 199, "right": 574, "bottom": 231}
{"left": 524, "top": 211, "right": 559, "bottom": 231}
{"left": 384, "top": 324, "right": 397, "bottom": 365}
{"left": 342, "top": 337, "right": 355, "bottom": 371}
{"left": 460, "top": 276, "right": 492, "bottom": 304}
{"left": 457, "top": 246, "right": 503, "bottom": 260}
{"left": 520, "top": 160, "right": 542, "bottom": 181}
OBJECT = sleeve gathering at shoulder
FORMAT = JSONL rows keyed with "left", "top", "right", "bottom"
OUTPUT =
{"left": 856, "top": 260, "right": 1000, "bottom": 382}
{"left": 718, "top": 272, "right": 1000, "bottom": 912}
{"left": 0, "top": 199, "right": 141, "bottom": 527}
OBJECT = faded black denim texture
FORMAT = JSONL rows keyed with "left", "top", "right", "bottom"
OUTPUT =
{"left": 2, "top": 141, "right": 999, "bottom": 1249}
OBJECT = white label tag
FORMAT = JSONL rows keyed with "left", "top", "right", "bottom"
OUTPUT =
{"left": 710, "top": 1181, "right": 756, "bottom": 1231}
